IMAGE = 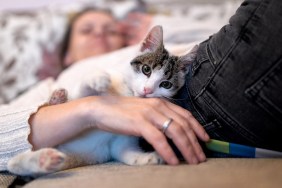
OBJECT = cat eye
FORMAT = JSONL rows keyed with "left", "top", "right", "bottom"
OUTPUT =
{"left": 160, "top": 81, "right": 173, "bottom": 89}
{"left": 142, "top": 65, "right": 151, "bottom": 76}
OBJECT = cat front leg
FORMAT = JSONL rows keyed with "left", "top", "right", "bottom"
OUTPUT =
{"left": 48, "top": 88, "right": 68, "bottom": 105}
{"left": 7, "top": 148, "right": 66, "bottom": 176}
{"left": 111, "top": 136, "right": 164, "bottom": 165}
{"left": 78, "top": 71, "right": 112, "bottom": 98}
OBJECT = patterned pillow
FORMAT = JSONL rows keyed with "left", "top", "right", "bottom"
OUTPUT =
{"left": 0, "top": 9, "right": 67, "bottom": 104}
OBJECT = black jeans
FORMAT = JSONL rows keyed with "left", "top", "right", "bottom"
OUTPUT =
{"left": 174, "top": 0, "right": 282, "bottom": 152}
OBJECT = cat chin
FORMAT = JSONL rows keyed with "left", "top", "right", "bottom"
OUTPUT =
{"left": 134, "top": 93, "right": 146, "bottom": 98}
{"left": 133, "top": 91, "right": 145, "bottom": 98}
{"left": 142, "top": 94, "right": 163, "bottom": 98}
{"left": 133, "top": 93, "right": 152, "bottom": 98}
{"left": 133, "top": 90, "right": 170, "bottom": 98}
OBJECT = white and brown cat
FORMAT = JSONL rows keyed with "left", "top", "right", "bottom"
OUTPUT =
{"left": 7, "top": 26, "right": 198, "bottom": 176}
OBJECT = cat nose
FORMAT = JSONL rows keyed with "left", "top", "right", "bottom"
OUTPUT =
{"left": 144, "top": 87, "right": 153, "bottom": 95}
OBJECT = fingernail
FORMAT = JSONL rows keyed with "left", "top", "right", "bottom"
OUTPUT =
{"left": 200, "top": 153, "right": 206, "bottom": 162}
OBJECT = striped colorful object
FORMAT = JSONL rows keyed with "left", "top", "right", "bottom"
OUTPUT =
{"left": 205, "top": 139, "right": 282, "bottom": 158}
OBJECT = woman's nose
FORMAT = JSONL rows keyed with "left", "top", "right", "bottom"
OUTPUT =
{"left": 91, "top": 28, "right": 104, "bottom": 37}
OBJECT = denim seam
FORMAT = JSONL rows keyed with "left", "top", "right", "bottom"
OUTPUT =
{"left": 244, "top": 58, "right": 282, "bottom": 121}
{"left": 201, "top": 91, "right": 262, "bottom": 145}
{"left": 194, "top": 43, "right": 215, "bottom": 100}
{"left": 202, "top": 120, "right": 225, "bottom": 142}
{"left": 192, "top": 59, "right": 208, "bottom": 77}
{"left": 206, "top": 43, "right": 216, "bottom": 68}
{"left": 253, "top": 94, "right": 282, "bottom": 124}
{"left": 186, "top": 78, "right": 206, "bottom": 125}
{"left": 214, "top": 0, "right": 267, "bottom": 73}
{"left": 192, "top": 56, "right": 209, "bottom": 75}
{"left": 202, "top": 119, "right": 222, "bottom": 132}
{"left": 258, "top": 94, "right": 282, "bottom": 115}
{"left": 195, "top": 0, "right": 266, "bottom": 100}
{"left": 245, "top": 57, "right": 281, "bottom": 95}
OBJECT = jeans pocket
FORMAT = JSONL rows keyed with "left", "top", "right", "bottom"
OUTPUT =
{"left": 201, "top": 92, "right": 262, "bottom": 145}
{"left": 245, "top": 60, "right": 282, "bottom": 124}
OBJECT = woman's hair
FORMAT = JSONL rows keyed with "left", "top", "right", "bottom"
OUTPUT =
{"left": 59, "top": 7, "right": 113, "bottom": 68}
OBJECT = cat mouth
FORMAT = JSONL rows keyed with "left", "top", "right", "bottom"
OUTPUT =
{"left": 138, "top": 94, "right": 147, "bottom": 98}
{"left": 140, "top": 94, "right": 158, "bottom": 98}
{"left": 134, "top": 91, "right": 156, "bottom": 98}
{"left": 135, "top": 93, "right": 149, "bottom": 98}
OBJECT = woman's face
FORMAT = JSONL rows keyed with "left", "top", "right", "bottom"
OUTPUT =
{"left": 66, "top": 11, "right": 125, "bottom": 65}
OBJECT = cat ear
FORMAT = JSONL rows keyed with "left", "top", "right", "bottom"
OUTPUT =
{"left": 140, "top": 25, "right": 163, "bottom": 53}
{"left": 178, "top": 45, "right": 199, "bottom": 72}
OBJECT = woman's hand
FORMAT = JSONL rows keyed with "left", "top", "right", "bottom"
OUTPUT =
{"left": 86, "top": 96, "right": 210, "bottom": 165}
{"left": 29, "top": 96, "right": 209, "bottom": 165}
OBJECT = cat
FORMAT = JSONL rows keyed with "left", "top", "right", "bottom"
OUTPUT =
{"left": 7, "top": 25, "right": 198, "bottom": 176}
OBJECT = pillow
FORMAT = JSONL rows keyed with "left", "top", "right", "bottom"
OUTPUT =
{"left": 0, "top": 0, "right": 141, "bottom": 104}
{"left": 0, "top": 8, "right": 67, "bottom": 104}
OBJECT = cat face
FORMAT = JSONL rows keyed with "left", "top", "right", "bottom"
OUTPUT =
{"left": 130, "top": 25, "right": 198, "bottom": 98}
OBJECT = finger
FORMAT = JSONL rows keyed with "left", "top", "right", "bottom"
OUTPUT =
{"left": 164, "top": 113, "right": 206, "bottom": 162}
{"left": 144, "top": 98, "right": 206, "bottom": 163}
{"left": 187, "top": 114, "right": 210, "bottom": 141}
{"left": 183, "top": 124, "right": 207, "bottom": 162}
{"left": 140, "top": 122, "right": 179, "bottom": 165}
{"left": 165, "top": 123, "right": 199, "bottom": 164}
{"left": 150, "top": 101, "right": 206, "bottom": 162}
{"left": 145, "top": 99, "right": 204, "bottom": 163}
{"left": 162, "top": 100, "right": 210, "bottom": 141}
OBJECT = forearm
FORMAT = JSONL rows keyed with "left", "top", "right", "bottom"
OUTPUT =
{"left": 28, "top": 97, "right": 93, "bottom": 150}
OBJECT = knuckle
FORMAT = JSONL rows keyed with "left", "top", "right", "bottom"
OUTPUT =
{"left": 185, "top": 125, "right": 193, "bottom": 132}
{"left": 189, "top": 136, "right": 200, "bottom": 148}
{"left": 192, "top": 136, "right": 199, "bottom": 144}
{"left": 184, "top": 111, "right": 193, "bottom": 119}
{"left": 132, "top": 113, "right": 144, "bottom": 122}
{"left": 172, "top": 125, "right": 185, "bottom": 136}
{"left": 179, "top": 119, "right": 189, "bottom": 128}
{"left": 140, "top": 106, "right": 152, "bottom": 115}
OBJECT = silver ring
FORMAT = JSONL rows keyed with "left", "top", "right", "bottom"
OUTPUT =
{"left": 162, "top": 118, "right": 173, "bottom": 134}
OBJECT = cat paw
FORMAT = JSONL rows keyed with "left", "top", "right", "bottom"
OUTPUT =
{"left": 7, "top": 148, "right": 66, "bottom": 176}
{"left": 129, "top": 152, "right": 164, "bottom": 166}
{"left": 82, "top": 72, "right": 111, "bottom": 95}
{"left": 49, "top": 88, "right": 68, "bottom": 105}
{"left": 38, "top": 148, "right": 66, "bottom": 173}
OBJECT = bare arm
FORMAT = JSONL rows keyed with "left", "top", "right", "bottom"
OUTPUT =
{"left": 29, "top": 96, "right": 209, "bottom": 165}
{"left": 28, "top": 97, "right": 91, "bottom": 149}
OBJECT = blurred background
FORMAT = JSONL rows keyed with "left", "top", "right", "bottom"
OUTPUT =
{"left": 0, "top": 0, "right": 243, "bottom": 103}
{"left": 0, "top": 0, "right": 240, "bottom": 12}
